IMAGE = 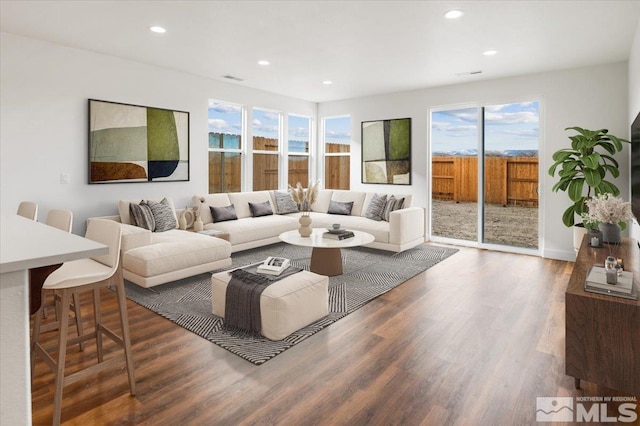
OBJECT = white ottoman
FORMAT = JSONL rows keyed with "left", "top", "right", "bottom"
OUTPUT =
{"left": 211, "top": 269, "right": 329, "bottom": 340}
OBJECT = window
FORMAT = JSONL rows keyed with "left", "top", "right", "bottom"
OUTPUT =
{"left": 323, "top": 116, "right": 351, "bottom": 189}
{"left": 288, "top": 114, "right": 311, "bottom": 186}
{"left": 253, "top": 108, "right": 281, "bottom": 191}
{"left": 208, "top": 100, "right": 243, "bottom": 193}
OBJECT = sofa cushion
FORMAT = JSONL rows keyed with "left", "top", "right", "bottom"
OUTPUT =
{"left": 311, "top": 190, "right": 333, "bottom": 213}
{"left": 228, "top": 191, "right": 273, "bottom": 219}
{"left": 330, "top": 190, "right": 366, "bottom": 216}
{"left": 129, "top": 202, "right": 155, "bottom": 230}
{"left": 327, "top": 200, "right": 354, "bottom": 215}
{"left": 382, "top": 196, "right": 405, "bottom": 222}
{"left": 273, "top": 191, "right": 299, "bottom": 214}
{"left": 145, "top": 198, "right": 178, "bottom": 232}
{"left": 249, "top": 201, "right": 273, "bottom": 218}
{"left": 204, "top": 215, "right": 297, "bottom": 245}
{"left": 125, "top": 230, "right": 231, "bottom": 278}
{"left": 119, "top": 198, "right": 178, "bottom": 227}
{"left": 364, "top": 193, "right": 387, "bottom": 221}
{"left": 194, "top": 193, "right": 232, "bottom": 224}
{"left": 211, "top": 205, "right": 238, "bottom": 223}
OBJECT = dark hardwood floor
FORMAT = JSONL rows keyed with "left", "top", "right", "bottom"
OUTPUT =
{"left": 30, "top": 244, "right": 639, "bottom": 425}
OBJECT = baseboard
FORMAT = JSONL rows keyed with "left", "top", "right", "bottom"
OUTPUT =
{"left": 543, "top": 248, "right": 576, "bottom": 262}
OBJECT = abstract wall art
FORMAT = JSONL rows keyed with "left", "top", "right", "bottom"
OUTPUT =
{"left": 361, "top": 117, "right": 411, "bottom": 185}
{"left": 89, "top": 99, "right": 189, "bottom": 183}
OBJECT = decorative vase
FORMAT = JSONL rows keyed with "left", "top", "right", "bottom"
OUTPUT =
{"left": 194, "top": 216, "right": 204, "bottom": 232}
{"left": 179, "top": 211, "right": 188, "bottom": 230}
{"left": 298, "top": 215, "right": 312, "bottom": 237}
{"left": 598, "top": 223, "right": 621, "bottom": 244}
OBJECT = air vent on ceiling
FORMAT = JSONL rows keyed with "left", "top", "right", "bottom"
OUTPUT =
{"left": 455, "top": 70, "right": 483, "bottom": 77}
{"left": 222, "top": 75, "right": 244, "bottom": 82}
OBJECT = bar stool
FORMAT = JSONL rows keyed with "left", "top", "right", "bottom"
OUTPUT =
{"left": 31, "top": 219, "right": 136, "bottom": 425}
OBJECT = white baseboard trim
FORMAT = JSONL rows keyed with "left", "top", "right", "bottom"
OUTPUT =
{"left": 543, "top": 248, "right": 576, "bottom": 261}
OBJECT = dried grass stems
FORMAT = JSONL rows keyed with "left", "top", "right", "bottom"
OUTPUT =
{"left": 288, "top": 180, "right": 320, "bottom": 215}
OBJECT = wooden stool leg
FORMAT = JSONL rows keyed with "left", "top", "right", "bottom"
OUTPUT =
{"left": 93, "top": 288, "right": 103, "bottom": 363}
{"left": 31, "top": 297, "right": 44, "bottom": 381}
{"left": 53, "top": 290, "right": 72, "bottom": 426}
{"left": 115, "top": 280, "right": 136, "bottom": 395}
{"left": 72, "top": 291, "right": 85, "bottom": 351}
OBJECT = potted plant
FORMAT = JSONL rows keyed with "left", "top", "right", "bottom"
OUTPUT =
{"left": 548, "top": 127, "right": 630, "bottom": 249}
{"left": 583, "top": 193, "right": 635, "bottom": 243}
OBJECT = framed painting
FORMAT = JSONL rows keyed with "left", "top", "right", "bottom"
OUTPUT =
{"left": 361, "top": 117, "right": 411, "bottom": 185}
{"left": 88, "top": 99, "right": 190, "bottom": 183}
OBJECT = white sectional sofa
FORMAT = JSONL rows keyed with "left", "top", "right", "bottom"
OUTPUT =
{"left": 92, "top": 198, "right": 232, "bottom": 288}
{"left": 193, "top": 189, "right": 425, "bottom": 253}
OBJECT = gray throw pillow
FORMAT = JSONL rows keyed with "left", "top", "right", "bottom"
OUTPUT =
{"left": 382, "top": 196, "right": 405, "bottom": 222}
{"left": 210, "top": 204, "right": 238, "bottom": 223}
{"left": 129, "top": 202, "right": 155, "bottom": 231}
{"left": 144, "top": 198, "right": 177, "bottom": 232}
{"left": 327, "top": 200, "right": 354, "bottom": 215}
{"left": 248, "top": 201, "right": 273, "bottom": 218}
{"left": 365, "top": 193, "right": 388, "bottom": 221}
{"left": 273, "top": 191, "right": 299, "bottom": 214}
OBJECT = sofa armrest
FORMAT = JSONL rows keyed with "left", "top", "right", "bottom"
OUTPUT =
{"left": 388, "top": 207, "right": 425, "bottom": 245}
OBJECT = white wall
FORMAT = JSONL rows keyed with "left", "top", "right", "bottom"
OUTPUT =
{"left": 0, "top": 33, "right": 316, "bottom": 232}
{"left": 629, "top": 18, "right": 640, "bottom": 244}
{"left": 319, "top": 62, "right": 630, "bottom": 260}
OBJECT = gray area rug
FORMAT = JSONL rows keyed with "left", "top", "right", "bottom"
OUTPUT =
{"left": 124, "top": 243, "right": 458, "bottom": 365}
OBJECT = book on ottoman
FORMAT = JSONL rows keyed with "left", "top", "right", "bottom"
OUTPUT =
{"left": 257, "top": 256, "right": 290, "bottom": 276}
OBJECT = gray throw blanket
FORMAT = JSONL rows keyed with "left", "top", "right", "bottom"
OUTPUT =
{"left": 225, "top": 266, "right": 302, "bottom": 335}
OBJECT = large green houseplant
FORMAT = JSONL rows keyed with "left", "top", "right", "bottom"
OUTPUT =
{"left": 548, "top": 127, "right": 630, "bottom": 228}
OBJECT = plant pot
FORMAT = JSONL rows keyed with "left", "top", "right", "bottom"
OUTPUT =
{"left": 298, "top": 215, "right": 312, "bottom": 237}
{"left": 598, "top": 223, "right": 621, "bottom": 244}
{"left": 573, "top": 224, "right": 587, "bottom": 252}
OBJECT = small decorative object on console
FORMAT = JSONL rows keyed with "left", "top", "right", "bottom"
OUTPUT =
{"left": 257, "top": 256, "right": 291, "bottom": 276}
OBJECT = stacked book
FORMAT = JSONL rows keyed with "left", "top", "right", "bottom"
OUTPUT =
{"left": 324, "top": 230, "right": 355, "bottom": 240}
{"left": 584, "top": 266, "right": 638, "bottom": 300}
{"left": 257, "top": 256, "right": 290, "bottom": 276}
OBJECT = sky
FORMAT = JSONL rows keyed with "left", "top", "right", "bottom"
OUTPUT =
{"left": 431, "top": 101, "right": 539, "bottom": 153}
{"left": 208, "top": 100, "right": 351, "bottom": 145}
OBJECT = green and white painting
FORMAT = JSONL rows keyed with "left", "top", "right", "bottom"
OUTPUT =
{"left": 362, "top": 117, "right": 411, "bottom": 184}
{"left": 89, "top": 99, "right": 189, "bottom": 183}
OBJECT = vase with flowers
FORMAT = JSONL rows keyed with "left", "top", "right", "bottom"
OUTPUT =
{"left": 289, "top": 180, "right": 320, "bottom": 237}
{"left": 583, "top": 193, "right": 635, "bottom": 244}
{"left": 193, "top": 205, "right": 203, "bottom": 232}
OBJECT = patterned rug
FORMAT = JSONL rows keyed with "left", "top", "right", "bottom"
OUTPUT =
{"left": 123, "top": 243, "right": 458, "bottom": 365}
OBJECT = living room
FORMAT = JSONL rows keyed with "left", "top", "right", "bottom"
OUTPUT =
{"left": 2, "top": 1, "right": 640, "bottom": 424}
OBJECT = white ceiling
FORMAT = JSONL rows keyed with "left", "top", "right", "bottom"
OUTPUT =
{"left": 2, "top": 1, "right": 639, "bottom": 103}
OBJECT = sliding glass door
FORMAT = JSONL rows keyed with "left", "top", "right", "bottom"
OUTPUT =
{"left": 430, "top": 101, "right": 540, "bottom": 251}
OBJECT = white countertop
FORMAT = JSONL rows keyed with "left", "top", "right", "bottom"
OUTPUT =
{"left": 0, "top": 213, "right": 108, "bottom": 274}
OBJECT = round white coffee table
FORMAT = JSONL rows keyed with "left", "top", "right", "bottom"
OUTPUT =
{"left": 279, "top": 228, "right": 375, "bottom": 276}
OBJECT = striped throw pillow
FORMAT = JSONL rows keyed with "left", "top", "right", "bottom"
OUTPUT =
{"left": 382, "top": 196, "right": 405, "bottom": 222}
{"left": 129, "top": 202, "right": 155, "bottom": 231}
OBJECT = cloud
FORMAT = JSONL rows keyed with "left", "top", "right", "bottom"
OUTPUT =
{"left": 289, "top": 126, "right": 309, "bottom": 139}
{"left": 497, "top": 129, "right": 539, "bottom": 138}
{"left": 261, "top": 111, "right": 280, "bottom": 122}
{"left": 485, "top": 111, "right": 538, "bottom": 124}
{"left": 253, "top": 119, "right": 262, "bottom": 126}
{"left": 208, "top": 118, "right": 228, "bottom": 131}
{"left": 432, "top": 121, "right": 477, "bottom": 136}
{"left": 208, "top": 100, "right": 241, "bottom": 113}
{"left": 326, "top": 130, "right": 350, "bottom": 139}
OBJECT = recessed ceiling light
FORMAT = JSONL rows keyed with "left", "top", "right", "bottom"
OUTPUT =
{"left": 150, "top": 26, "right": 166, "bottom": 34}
{"left": 483, "top": 50, "right": 498, "bottom": 56}
{"left": 322, "top": 80, "right": 332, "bottom": 85}
{"left": 445, "top": 10, "right": 464, "bottom": 19}
{"left": 257, "top": 60, "right": 270, "bottom": 66}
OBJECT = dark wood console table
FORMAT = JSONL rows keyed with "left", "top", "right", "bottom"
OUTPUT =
{"left": 565, "top": 236, "right": 639, "bottom": 395}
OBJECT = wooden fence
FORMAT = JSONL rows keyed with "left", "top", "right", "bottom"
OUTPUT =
{"left": 432, "top": 156, "right": 538, "bottom": 206}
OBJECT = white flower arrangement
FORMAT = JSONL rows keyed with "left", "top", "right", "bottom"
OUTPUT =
{"left": 583, "top": 193, "right": 634, "bottom": 228}
{"left": 288, "top": 180, "right": 320, "bottom": 215}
